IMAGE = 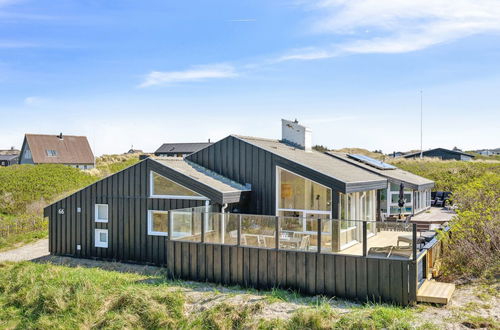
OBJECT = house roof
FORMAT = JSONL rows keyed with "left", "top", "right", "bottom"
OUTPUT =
{"left": 0, "top": 154, "right": 19, "bottom": 161}
{"left": 233, "top": 135, "right": 387, "bottom": 191}
{"left": 24, "top": 134, "right": 94, "bottom": 165}
{"left": 155, "top": 142, "right": 213, "bottom": 155}
{"left": 403, "top": 148, "right": 475, "bottom": 158}
{"left": 152, "top": 157, "right": 250, "bottom": 204}
{"left": 327, "top": 152, "right": 434, "bottom": 191}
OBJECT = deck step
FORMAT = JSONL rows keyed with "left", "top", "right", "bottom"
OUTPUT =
{"left": 417, "top": 280, "right": 455, "bottom": 304}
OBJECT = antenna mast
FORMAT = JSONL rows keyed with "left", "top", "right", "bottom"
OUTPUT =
{"left": 420, "top": 90, "right": 423, "bottom": 159}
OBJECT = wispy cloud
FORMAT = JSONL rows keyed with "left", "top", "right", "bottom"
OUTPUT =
{"left": 24, "top": 96, "right": 47, "bottom": 106}
{"left": 139, "top": 64, "right": 237, "bottom": 87}
{"left": 278, "top": 0, "right": 500, "bottom": 61}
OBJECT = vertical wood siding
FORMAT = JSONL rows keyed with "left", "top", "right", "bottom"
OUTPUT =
{"left": 47, "top": 159, "right": 204, "bottom": 265}
{"left": 162, "top": 242, "right": 414, "bottom": 305}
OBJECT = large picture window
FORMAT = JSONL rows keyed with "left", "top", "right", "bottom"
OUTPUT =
{"left": 149, "top": 171, "right": 207, "bottom": 200}
{"left": 276, "top": 167, "right": 332, "bottom": 234}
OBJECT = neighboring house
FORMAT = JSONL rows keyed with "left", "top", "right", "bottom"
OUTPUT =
{"left": 475, "top": 149, "right": 500, "bottom": 156}
{"left": 19, "top": 133, "right": 95, "bottom": 169}
{"left": 327, "top": 153, "right": 434, "bottom": 217}
{"left": 126, "top": 148, "right": 143, "bottom": 154}
{"left": 0, "top": 154, "right": 19, "bottom": 166}
{"left": 403, "top": 148, "right": 475, "bottom": 161}
{"left": 0, "top": 147, "right": 20, "bottom": 166}
{"left": 154, "top": 142, "right": 213, "bottom": 157}
{"left": 44, "top": 119, "right": 439, "bottom": 305}
{"left": 390, "top": 151, "right": 405, "bottom": 158}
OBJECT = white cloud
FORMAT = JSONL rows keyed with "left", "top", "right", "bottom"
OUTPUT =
{"left": 280, "top": 0, "right": 500, "bottom": 60}
{"left": 24, "top": 96, "right": 46, "bottom": 106}
{"left": 139, "top": 64, "right": 237, "bottom": 87}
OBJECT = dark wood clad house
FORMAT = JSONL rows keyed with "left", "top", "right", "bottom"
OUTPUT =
{"left": 0, "top": 147, "right": 19, "bottom": 166}
{"left": 403, "top": 148, "right": 475, "bottom": 161}
{"left": 19, "top": 133, "right": 95, "bottom": 169}
{"left": 44, "top": 119, "right": 438, "bottom": 305}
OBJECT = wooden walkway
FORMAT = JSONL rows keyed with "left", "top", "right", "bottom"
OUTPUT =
{"left": 417, "top": 280, "right": 455, "bottom": 304}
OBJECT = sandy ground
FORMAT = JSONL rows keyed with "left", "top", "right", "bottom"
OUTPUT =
{"left": 0, "top": 238, "right": 49, "bottom": 262}
{"left": 1, "top": 239, "right": 498, "bottom": 329}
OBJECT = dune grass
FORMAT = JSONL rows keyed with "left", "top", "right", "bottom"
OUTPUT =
{"left": 0, "top": 261, "right": 432, "bottom": 330}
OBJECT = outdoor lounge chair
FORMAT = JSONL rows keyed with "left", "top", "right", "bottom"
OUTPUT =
{"left": 367, "top": 245, "right": 413, "bottom": 259}
{"left": 299, "top": 235, "right": 310, "bottom": 251}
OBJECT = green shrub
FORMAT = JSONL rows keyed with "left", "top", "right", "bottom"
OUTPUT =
{"left": 440, "top": 172, "right": 500, "bottom": 280}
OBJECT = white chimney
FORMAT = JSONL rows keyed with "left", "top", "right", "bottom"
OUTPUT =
{"left": 281, "top": 119, "right": 312, "bottom": 152}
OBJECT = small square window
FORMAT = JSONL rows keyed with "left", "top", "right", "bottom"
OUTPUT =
{"left": 95, "top": 229, "right": 108, "bottom": 248}
{"left": 46, "top": 149, "right": 58, "bottom": 157}
{"left": 95, "top": 204, "right": 108, "bottom": 223}
{"left": 148, "top": 210, "right": 169, "bottom": 236}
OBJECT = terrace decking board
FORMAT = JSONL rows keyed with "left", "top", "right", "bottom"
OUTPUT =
{"left": 417, "top": 280, "right": 455, "bottom": 304}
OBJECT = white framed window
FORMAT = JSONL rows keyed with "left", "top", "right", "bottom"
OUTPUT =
{"left": 46, "top": 149, "right": 58, "bottom": 157}
{"left": 149, "top": 170, "right": 208, "bottom": 200}
{"left": 95, "top": 229, "right": 108, "bottom": 248}
{"left": 95, "top": 204, "right": 108, "bottom": 223}
{"left": 148, "top": 210, "right": 169, "bottom": 236}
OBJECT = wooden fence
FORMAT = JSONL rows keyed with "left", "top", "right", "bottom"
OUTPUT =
{"left": 163, "top": 240, "right": 417, "bottom": 305}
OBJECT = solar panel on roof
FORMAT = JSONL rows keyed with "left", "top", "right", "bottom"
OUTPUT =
{"left": 347, "top": 154, "right": 396, "bottom": 170}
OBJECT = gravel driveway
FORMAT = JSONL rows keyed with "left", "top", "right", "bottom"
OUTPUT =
{"left": 0, "top": 239, "right": 49, "bottom": 262}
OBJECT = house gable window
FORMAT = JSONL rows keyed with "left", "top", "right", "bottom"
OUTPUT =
{"left": 147, "top": 210, "right": 169, "bottom": 236}
{"left": 149, "top": 171, "right": 207, "bottom": 200}
{"left": 276, "top": 167, "right": 332, "bottom": 233}
{"left": 95, "top": 204, "right": 108, "bottom": 223}
{"left": 95, "top": 229, "right": 108, "bottom": 248}
{"left": 46, "top": 149, "right": 58, "bottom": 157}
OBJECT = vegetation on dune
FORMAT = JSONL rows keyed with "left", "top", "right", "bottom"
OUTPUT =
{"left": 0, "top": 164, "right": 98, "bottom": 215}
{"left": 0, "top": 262, "right": 432, "bottom": 330}
{"left": 0, "top": 154, "right": 141, "bottom": 250}
{"left": 94, "top": 153, "right": 142, "bottom": 177}
{"left": 390, "top": 158, "right": 500, "bottom": 192}
{"left": 440, "top": 172, "right": 500, "bottom": 281}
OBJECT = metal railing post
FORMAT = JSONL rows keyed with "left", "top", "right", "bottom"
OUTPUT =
{"left": 275, "top": 216, "right": 280, "bottom": 250}
{"left": 201, "top": 211, "right": 205, "bottom": 243}
{"left": 362, "top": 222, "right": 367, "bottom": 256}
{"left": 191, "top": 208, "right": 195, "bottom": 235}
{"left": 412, "top": 223, "right": 417, "bottom": 261}
{"left": 237, "top": 214, "right": 241, "bottom": 246}
{"left": 168, "top": 211, "right": 173, "bottom": 240}
{"left": 317, "top": 218, "right": 322, "bottom": 253}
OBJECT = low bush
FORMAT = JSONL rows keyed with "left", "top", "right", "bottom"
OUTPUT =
{"left": 440, "top": 172, "right": 500, "bottom": 280}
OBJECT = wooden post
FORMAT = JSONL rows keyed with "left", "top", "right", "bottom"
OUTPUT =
{"left": 237, "top": 214, "right": 241, "bottom": 246}
{"left": 412, "top": 223, "right": 417, "bottom": 261}
{"left": 317, "top": 218, "right": 322, "bottom": 253}
{"left": 201, "top": 211, "right": 205, "bottom": 243}
{"left": 275, "top": 216, "right": 280, "bottom": 250}
{"left": 362, "top": 222, "right": 367, "bottom": 256}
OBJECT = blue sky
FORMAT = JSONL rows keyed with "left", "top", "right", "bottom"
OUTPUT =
{"left": 1, "top": 0, "right": 499, "bottom": 155}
